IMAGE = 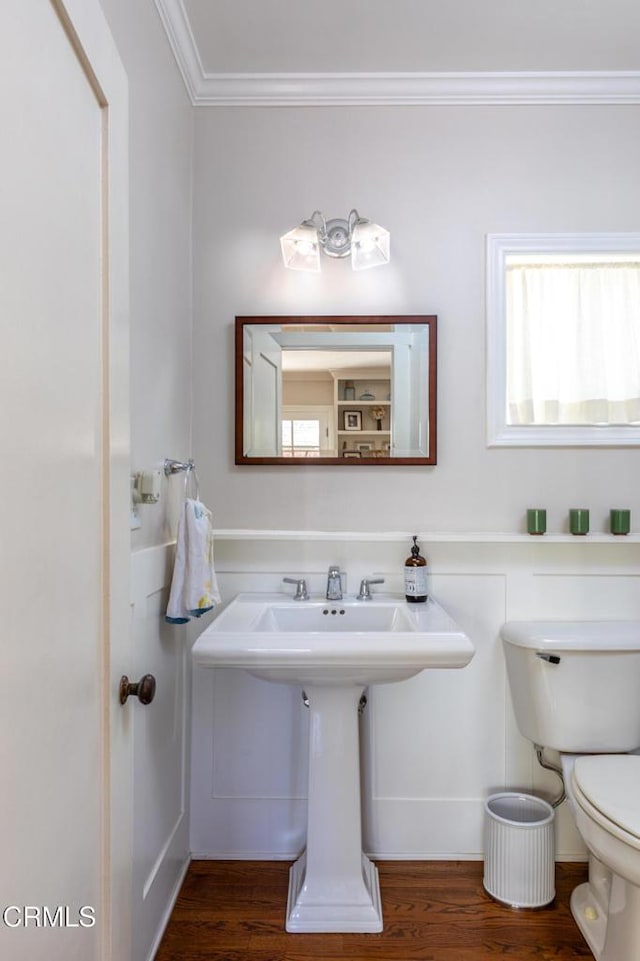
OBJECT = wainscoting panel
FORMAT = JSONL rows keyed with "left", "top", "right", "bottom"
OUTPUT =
{"left": 190, "top": 653, "right": 308, "bottom": 858}
{"left": 131, "top": 545, "right": 193, "bottom": 961}
{"left": 363, "top": 574, "right": 505, "bottom": 857}
{"left": 189, "top": 534, "right": 640, "bottom": 861}
{"left": 211, "top": 670, "right": 309, "bottom": 800}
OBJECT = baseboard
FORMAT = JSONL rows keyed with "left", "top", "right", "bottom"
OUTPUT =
{"left": 191, "top": 851, "right": 297, "bottom": 861}
{"left": 147, "top": 854, "right": 192, "bottom": 961}
{"left": 191, "top": 851, "right": 588, "bottom": 864}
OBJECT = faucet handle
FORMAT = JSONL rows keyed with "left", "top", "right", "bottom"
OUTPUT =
{"left": 357, "top": 577, "right": 385, "bottom": 601}
{"left": 283, "top": 577, "right": 309, "bottom": 600}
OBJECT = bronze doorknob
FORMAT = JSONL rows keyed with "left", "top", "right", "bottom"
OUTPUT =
{"left": 119, "top": 673, "right": 156, "bottom": 705}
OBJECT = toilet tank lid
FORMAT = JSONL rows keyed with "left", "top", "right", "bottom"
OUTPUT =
{"left": 501, "top": 620, "right": 640, "bottom": 652}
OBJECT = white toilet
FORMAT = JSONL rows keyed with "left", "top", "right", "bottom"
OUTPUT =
{"left": 501, "top": 620, "right": 640, "bottom": 961}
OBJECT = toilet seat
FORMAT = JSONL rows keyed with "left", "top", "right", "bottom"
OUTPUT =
{"left": 573, "top": 755, "right": 640, "bottom": 844}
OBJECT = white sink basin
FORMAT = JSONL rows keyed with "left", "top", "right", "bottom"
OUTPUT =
{"left": 254, "top": 600, "right": 414, "bottom": 633}
{"left": 192, "top": 591, "right": 473, "bottom": 934}
{"left": 193, "top": 593, "right": 474, "bottom": 685}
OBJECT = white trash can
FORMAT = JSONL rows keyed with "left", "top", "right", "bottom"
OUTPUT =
{"left": 483, "top": 792, "right": 555, "bottom": 908}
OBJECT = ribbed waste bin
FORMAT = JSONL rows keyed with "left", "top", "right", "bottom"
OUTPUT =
{"left": 483, "top": 792, "right": 555, "bottom": 908}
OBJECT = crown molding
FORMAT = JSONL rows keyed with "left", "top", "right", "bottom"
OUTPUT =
{"left": 155, "top": 1, "right": 640, "bottom": 107}
{"left": 190, "top": 71, "right": 640, "bottom": 107}
{"left": 154, "top": 0, "right": 204, "bottom": 102}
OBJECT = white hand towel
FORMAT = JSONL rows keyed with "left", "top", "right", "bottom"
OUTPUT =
{"left": 166, "top": 498, "right": 221, "bottom": 624}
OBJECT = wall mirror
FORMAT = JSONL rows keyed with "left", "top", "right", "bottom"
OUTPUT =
{"left": 236, "top": 315, "right": 437, "bottom": 465}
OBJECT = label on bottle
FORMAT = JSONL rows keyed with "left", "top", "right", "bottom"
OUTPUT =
{"left": 404, "top": 567, "right": 428, "bottom": 597}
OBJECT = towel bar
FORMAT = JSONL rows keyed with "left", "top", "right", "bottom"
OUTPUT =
{"left": 163, "top": 458, "right": 195, "bottom": 477}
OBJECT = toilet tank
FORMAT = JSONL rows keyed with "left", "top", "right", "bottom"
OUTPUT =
{"left": 501, "top": 621, "right": 640, "bottom": 752}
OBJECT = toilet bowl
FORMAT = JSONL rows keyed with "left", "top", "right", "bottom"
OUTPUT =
{"left": 561, "top": 754, "right": 640, "bottom": 961}
{"left": 500, "top": 620, "right": 640, "bottom": 961}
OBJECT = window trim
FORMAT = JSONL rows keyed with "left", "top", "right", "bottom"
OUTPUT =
{"left": 486, "top": 232, "right": 640, "bottom": 447}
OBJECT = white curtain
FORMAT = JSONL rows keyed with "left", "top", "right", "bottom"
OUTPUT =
{"left": 506, "top": 261, "right": 640, "bottom": 425}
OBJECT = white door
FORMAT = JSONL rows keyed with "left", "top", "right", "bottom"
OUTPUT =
{"left": 251, "top": 329, "right": 282, "bottom": 455}
{"left": 0, "top": 3, "right": 131, "bottom": 961}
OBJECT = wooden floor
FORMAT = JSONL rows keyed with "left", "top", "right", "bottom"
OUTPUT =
{"left": 155, "top": 860, "right": 592, "bottom": 960}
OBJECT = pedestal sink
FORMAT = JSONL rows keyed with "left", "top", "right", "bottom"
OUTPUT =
{"left": 192, "top": 593, "right": 474, "bottom": 932}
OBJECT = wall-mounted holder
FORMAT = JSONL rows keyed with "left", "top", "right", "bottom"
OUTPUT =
{"left": 134, "top": 469, "right": 162, "bottom": 505}
{"left": 164, "top": 458, "right": 195, "bottom": 477}
{"left": 164, "top": 458, "right": 199, "bottom": 498}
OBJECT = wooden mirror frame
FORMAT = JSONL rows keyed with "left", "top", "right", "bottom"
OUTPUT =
{"left": 235, "top": 315, "right": 437, "bottom": 466}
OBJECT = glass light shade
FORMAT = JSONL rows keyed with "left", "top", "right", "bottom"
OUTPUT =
{"left": 280, "top": 224, "right": 321, "bottom": 272}
{"left": 351, "top": 220, "right": 391, "bottom": 271}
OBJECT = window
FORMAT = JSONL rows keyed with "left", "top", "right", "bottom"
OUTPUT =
{"left": 281, "top": 406, "right": 334, "bottom": 457}
{"left": 487, "top": 234, "right": 640, "bottom": 446}
{"left": 282, "top": 418, "right": 321, "bottom": 457}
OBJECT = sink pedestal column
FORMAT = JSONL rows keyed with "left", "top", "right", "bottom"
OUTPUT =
{"left": 286, "top": 684, "right": 383, "bottom": 933}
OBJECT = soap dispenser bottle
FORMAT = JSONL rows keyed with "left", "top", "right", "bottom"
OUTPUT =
{"left": 404, "top": 535, "right": 428, "bottom": 603}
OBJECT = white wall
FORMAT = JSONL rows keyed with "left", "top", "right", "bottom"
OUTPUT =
{"left": 95, "top": 0, "right": 640, "bottom": 872}
{"left": 100, "top": 0, "right": 194, "bottom": 549}
{"left": 96, "top": 3, "right": 196, "bottom": 956}
{"left": 188, "top": 95, "right": 640, "bottom": 862}
{"left": 192, "top": 104, "right": 640, "bottom": 533}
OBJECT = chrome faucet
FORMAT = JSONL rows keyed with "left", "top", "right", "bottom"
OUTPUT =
{"left": 282, "top": 577, "right": 309, "bottom": 600}
{"left": 326, "top": 566, "right": 343, "bottom": 600}
{"left": 357, "top": 577, "right": 385, "bottom": 600}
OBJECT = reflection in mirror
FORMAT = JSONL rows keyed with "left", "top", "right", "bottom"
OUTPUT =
{"left": 235, "top": 316, "right": 437, "bottom": 465}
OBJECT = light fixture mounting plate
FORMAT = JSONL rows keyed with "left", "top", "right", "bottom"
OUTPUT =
{"left": 323, "top": 218, "right": 351, "bottom": 258}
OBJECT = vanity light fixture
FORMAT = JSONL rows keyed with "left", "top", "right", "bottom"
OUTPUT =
{"left": 280, "top": 209, "right": 390, "bottom": 272}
